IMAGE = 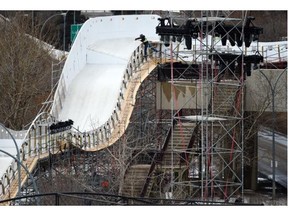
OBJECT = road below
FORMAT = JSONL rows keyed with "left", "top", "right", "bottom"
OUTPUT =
{"left": 258, "top": 129, "right": 287, "bottom": 188}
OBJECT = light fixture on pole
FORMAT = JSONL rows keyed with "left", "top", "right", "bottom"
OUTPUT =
{"left": 63, "top": 12, "right": 66, "bottom": 52}
{"left": 39, "top": 12, "right": 67, "bottom": 52}
{"left": 257, "top": 69, "right": 286, "bottom": 203}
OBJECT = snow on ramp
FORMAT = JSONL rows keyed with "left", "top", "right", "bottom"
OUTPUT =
{"left": 51, "top": 15, "right": 161, "bottom": 132}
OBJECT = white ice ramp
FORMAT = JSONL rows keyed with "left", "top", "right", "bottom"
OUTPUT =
{"left": 51, "top": 15, "right": 161, "bottom": 132}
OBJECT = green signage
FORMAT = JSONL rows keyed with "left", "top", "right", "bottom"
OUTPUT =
{"left": 70, "top": 24, "right": 83, "bottom": 43}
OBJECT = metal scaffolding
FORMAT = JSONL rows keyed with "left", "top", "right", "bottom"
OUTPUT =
{"left": 145, "top": 10, "right": 261, "bottom": 202}
{"left": 5, "top": 11, "right": 287, "bottom": 206}
{"left": 32, "top": 11, "right": 254, "bottom": 203}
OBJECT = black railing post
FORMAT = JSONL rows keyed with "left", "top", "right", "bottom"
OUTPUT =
{"left": 55, "top": 193, "right": 60, "bottom": 205}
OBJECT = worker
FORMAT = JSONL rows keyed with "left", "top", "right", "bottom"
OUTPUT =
{"left": 135, "top": 34, "right": 157, "bottom": 59}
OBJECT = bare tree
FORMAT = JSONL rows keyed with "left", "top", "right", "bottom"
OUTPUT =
{"left": 0, "top": 13, "right": 53, "bottom": 129}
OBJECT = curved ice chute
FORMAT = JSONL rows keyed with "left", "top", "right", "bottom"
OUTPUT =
{"left": 51, "top": 76, "right": 67, "bottom": 120}
{"left": 51, "top": 15, "right": 161, "bottom": 132}
{"left": 63, "top": 15, "right": 159, "bottom": 82}
{"left": 83, "top": 44, "right": 156, "bottom": 149}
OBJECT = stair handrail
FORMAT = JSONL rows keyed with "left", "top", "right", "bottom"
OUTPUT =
{"left": 140, "top": 118, "right": 177, "bottom": 197}
{"left": 180, "top": 121, "right": 201, "bottom": 164}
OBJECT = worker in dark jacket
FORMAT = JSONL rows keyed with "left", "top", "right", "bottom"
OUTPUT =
{"left": 135, "top": 34, "right": 157, "bottom": 59}
{"left": 135, "top": 34, "right": 148, "bottom": 44}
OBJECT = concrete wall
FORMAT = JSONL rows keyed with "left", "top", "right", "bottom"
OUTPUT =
{"left": 245, "top": 69, "right": 287, "bottom": 112}
{"left": 156, "top": 81, "right": 211, "bottom": 110}
{"left": 156, "top": 69, "right": 287, "bottom": 113}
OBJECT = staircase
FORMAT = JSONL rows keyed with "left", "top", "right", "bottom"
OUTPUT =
{"left": 161, "top": 122, "right": 197, "bottom": 166}
{"left": 122, "top": 164, "right": 151, "bottom": 197}
{"left": 122, "top": 122, "right": 198, "bottom": 198}
{"left": 212, "top": 82, "right": 240, "bottom": 115}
